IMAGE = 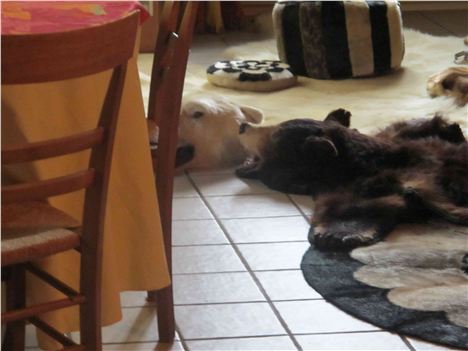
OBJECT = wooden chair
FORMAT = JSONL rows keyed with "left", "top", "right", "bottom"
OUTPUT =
{"left": 145, "top": 1, "right": 199, "bottom": 342}
{"left": 1, "top": 12, "right": 139, "bottom": 350}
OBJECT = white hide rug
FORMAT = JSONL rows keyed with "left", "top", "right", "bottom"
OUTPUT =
{"left": 179, "top": 29, "right": 467, "bottom": 134}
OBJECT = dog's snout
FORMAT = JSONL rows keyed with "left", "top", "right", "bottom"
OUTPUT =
{"left": 239, "top": 123, "right": 249, "bottom": 134}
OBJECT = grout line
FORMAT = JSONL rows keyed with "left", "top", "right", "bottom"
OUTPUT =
{"left": 173, "top": 240, "right": 308, "bottom": 248}
{"left": 184, "top": 333, "right": 291, "bottom": 342}
{"left": 236, "top": 241, "right": 309, "bottom": 246}
{"left": 101, "top": 340, "right": 181, "bottom": 346}
{"left": 401, "top": 335, "right": 417, "bottom": 351}
{"left": 286, "top": 193, "right": 314, "bottom": 224}
{"left": 177, "top": 326, "right": 191, "bottom": 351}
{"left": 172, "top": 214, "right": 304, "bottom": 221}
{"left": 180, "top": 192, "right": 278, "bottom": 197}
{"left": 173, "top": 270, "right": 247, "bottom": 276}
{"left": 172, "top": 298, "right": 323, "bottom": 307}
{"left": 173, "top": 243, "right": 232, "bottom": 247}
{"left": 181, "top": 329, "right": 399, "bottom": 342}
{"left": 201, "top": 192, "right": 287, "bottom": 197}
{"left": 186, "top": 172, "right": 304, "bottom": 351}
{"left": 172, "top": 267, "right": 313, "bottom": 276}
{"left": 290, "top": 330, "right": 386, "bottom": 336}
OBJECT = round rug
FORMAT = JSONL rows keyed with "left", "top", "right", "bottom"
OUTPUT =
{"left": 301, "top": 222, "right": 468, "bottom": 349}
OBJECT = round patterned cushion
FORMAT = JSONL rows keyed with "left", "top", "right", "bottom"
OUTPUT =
{"left": 273, "top": 0, "right": 405, "bottom": 79}
{"left": 206, "top": 60, "right": 297, "bottom": 92}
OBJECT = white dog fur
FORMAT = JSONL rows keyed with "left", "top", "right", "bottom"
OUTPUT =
{"left": 177, "top": 94, "right": 264, "bottom": 170}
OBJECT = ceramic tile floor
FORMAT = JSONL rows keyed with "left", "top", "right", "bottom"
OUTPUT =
{"left": 25, "top": 170, "right": 460, "bottom": 351}
{"left": 25, "top": 8, "right": 467, "bottom": 351}
{"left": 106, "top": 171, "right": 461, "bottom": 351}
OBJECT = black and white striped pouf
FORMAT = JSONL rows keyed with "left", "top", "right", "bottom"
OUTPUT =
{"left": 206, "top": 60, "right": 297, "bottom": 91}
{"left": 273, "top": 0, "right": 405, "bottom": 79}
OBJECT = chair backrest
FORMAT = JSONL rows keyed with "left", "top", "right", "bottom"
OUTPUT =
{"left": 147, "top": 1, "right": 181, "bottom": 121}
{"left": 1, "top": 11, "right": 139, "bottom": 237}
{"left": 147, "top": 1, "right": 198, "bottom": 273}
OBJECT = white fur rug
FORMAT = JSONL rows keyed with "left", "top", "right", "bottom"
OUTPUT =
{"left": 178, "top": 29, "right": 467, "bottom": 134}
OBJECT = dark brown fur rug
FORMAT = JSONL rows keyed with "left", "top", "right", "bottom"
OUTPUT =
{"left": 236, "top": 111, "right": 468, "bottom": 250}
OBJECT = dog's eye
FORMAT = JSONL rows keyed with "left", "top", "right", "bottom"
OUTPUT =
{"left": 193, "top": 111, "right": 204, "bottom": 119}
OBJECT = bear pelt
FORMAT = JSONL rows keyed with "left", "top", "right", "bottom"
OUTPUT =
{"left": 236, "top": 109, "right": 468, "bottom": 250}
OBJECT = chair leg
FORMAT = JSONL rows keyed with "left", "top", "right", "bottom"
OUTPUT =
{"left": 147, "top": 173, "right": 176, "bottom": 342}
{"left": 3, "top": 265, "right": 26, "bottom": 351}
{"left": 154, "top": 287, "right": 175, "bottom": 342}
{"left": 80, "top": 245, "right": 102, "bottom": 351}
{"left": 147, "top": 232, "right": 175, "bottom": 342}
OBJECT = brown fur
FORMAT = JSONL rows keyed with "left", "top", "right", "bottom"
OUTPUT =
{"left": 237, "top": 110, "right": 468, "bottom": 250}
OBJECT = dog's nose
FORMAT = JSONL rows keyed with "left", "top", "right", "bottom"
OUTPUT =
{"left": 239, "top": 123, "right": 249, "bottom": 134}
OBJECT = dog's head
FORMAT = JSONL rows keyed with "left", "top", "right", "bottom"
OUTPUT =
{"left": 176, "top": 95, "right": 264, "bottom": 170}
{"left": 238, "top": 108, "right": 352, "bottom": 160}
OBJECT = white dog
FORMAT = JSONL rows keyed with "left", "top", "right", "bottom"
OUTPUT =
{"left": 147, "top": 94, "right": 265, "bottom": 171}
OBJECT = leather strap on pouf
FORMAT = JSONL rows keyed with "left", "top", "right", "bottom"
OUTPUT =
{"left": 273, "top": 0, "right": 405, "bottom": 79}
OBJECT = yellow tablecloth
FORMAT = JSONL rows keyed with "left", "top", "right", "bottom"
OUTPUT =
{"left": 1, "top": 28, "right": 170, "bottom": 349}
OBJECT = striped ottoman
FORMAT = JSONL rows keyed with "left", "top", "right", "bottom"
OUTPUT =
{"left": 273, "top": 1, "right": 405, "bottom": 79}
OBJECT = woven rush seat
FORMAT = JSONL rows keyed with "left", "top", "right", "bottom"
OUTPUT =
{"left": 273, "top": 0, "right": 405, "bottom": 79}
{"left": 2, "top": 201, "right": 80, "bottom": 266}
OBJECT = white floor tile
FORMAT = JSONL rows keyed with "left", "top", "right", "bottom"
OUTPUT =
{"left": 172, "top": 197, "right": 213, "bottom": 220}
{"left": 173, "top": 174, "right": 198, "bottom": 198}
{"left": 103, "top": 341, "right": 184, "bottom": 350}
{"left": 173, "top": 245, "right": 245, "bottom": 274}
{"left": 186, "top": 335, "right": 296, "bottom": 350}
{"left": 255, "top": 270, "right": 322, "bottom": 301}
{"left": 137, "top": 53, "right": 153, "bottom": 76}
{"left": 188, "top": 168, "right": 237, "bottom": 176}
{"left": 191, "top": 173, "right": 276, "bottom": 196}
{"left": 222, "top": 216, "right": 309, "bottom": 243}
{"left": 25, "top": 323, "right": 38, "bottom": 347}
{"left": 296, "top": 331, "right": 409, "bottom": 350}
{"left": 120, "top": 291, "right": 151, "bottom": 308}
{"left": 102, "top": 307, "right": 159, "bottom": 343}
{"left": 175, "top": 303, "right": 286, "bottom": 339}
{"left": 275, "top": 300, "right": 379, "bottom": 334}
{"left": 205, "top": 194, "right": 300, "bottom": 219}
{"left": 407, "top": 337, "right": 460, "bottom": 351}
{"left": 174, "top": 272, "right": 264, "bottom": 305}
{"left": 173, "top": 220, "right": 228, "bottom": 246}
{"left": 237, "top": 242, "right": 311, "bottom": 271}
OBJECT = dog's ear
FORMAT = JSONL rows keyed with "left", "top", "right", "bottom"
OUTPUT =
{"left": 302, "top": 136, "right": 338, "bottom": 158}
{"left": 324, "top": 108, "right": 351, "bottom": 127}
{"left": 240, "top": 105, "right": 264, "bottom": 125}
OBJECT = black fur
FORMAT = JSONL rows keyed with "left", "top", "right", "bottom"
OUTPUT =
{"left": 236, "top": 110, "right": 468, "bottom": 250}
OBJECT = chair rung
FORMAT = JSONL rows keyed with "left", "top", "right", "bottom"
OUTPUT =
{"left": 2, "top": 295, "right": 85, "bottom": 323}
{"left": 2, "top": 128, "right": 104, "bottom": 164}
{"left": 1, "top": 169, "right": 95, "bottom": 204}
{"left": 30, "top": 316, "right": 77, "bottom": 348}
{"left": 26, "top": 263, "right": 80, "bottom": 298}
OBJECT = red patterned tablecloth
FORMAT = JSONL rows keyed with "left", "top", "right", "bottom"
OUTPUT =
{"left": 1, "top": 1, "right": 149, "bottom": 34}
